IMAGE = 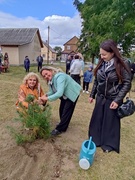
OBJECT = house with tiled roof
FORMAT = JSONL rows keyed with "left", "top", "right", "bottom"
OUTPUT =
{"left": 61, "top": 36, "right": 79, "bottom": 61}
{"left": 41, "top": 41, "right": 57, "bottom": 63}
{"left": 0, "top": 28, "right": 43, "bottom": 65}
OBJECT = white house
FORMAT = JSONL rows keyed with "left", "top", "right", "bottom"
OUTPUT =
{"left": 0, "top": 28, "right": 43, "bottom": 65}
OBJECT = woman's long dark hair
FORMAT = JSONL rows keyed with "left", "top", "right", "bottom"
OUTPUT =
{"left": 94, "top": 39, "right": 130, "bottom": 82}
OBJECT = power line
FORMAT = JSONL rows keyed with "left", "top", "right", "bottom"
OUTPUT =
{"left": 49, "top": 27, "right": 72, "bottom": 39}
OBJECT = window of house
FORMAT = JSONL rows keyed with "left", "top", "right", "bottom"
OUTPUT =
{"left": 43, "top": 54, "right": 45, "bottom": 58}
{"left": 67, "top": 45, "right": 70, "bottom": 50}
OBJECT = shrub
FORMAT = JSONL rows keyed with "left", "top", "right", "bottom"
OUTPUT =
{"left": 9, "top": 94, "right": 51, "bottom": 145}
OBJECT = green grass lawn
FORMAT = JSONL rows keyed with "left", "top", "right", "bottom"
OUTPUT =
{"left": 0, "top": 65, "right": 135, "bottom": 180}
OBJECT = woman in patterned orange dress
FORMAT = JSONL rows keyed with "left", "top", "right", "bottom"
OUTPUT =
{"left": 16, "top": 72, "right": 45, "bottom": 109}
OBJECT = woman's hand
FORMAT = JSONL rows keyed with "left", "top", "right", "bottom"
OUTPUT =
{"left": 40, "top": 94, "right": 48, "bottom": 102}
{"left": 89, "top": 97, "right": 94, "bottom": 103}
{"left": 110, "top": 101, "right": 118, "bottom": 109}
{"left": 34, "top": 95, "right": 48, "bottom": 105}
{"left": 33, "top": 98, "right": 43, "bottom": 105}
{"left": 37, "top": 98, "right": 45, "bottom": 105}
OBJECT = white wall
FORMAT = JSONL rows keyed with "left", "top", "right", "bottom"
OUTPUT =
{"left": 2, "top": 46, "right": 19, "bottom": 65}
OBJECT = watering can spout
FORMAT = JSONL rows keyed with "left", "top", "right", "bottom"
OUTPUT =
{"left": 87, "top": 136, "right": 92, "bottom": 150}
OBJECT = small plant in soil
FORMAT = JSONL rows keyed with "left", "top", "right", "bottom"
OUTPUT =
{"left": 8, "top": 94, "right": 51, "bottom": 145}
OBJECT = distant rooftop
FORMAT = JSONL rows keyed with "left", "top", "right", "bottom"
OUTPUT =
{"left": 0, "top": 28, "right": 43, "bottom": 47}
{"left": 43, "top": 41, "right": 56, "bottom": 53}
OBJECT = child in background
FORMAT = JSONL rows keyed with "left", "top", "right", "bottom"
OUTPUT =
{"left": 83, "top": 65, "right": 93, "bottom": 94}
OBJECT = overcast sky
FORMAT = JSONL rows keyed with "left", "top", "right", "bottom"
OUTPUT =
{"left": 0, "top": 0, "right": 84, "bottom": 48}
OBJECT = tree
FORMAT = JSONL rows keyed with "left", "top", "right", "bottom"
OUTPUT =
{"left": 74, "top": 0, "right": 135, "bottom": 62}
{"left": 8, "top": 94, "right": 51, "bottom": 144}
{"left": 53, "top": 46, "right": 63, "bottom": 61}
{"left": 53, "top": 46, "right": 62, "bottom": 60}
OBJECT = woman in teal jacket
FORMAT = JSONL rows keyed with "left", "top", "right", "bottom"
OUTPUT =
{"left": 40, "top": 66, "right": 82, "bottom": 136}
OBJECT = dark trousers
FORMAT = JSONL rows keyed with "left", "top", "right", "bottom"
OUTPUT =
{"left": 131, "top": 72, "right": 134, "bottom": 81}
{"left": 83, "top": 81, "right": 89, "bottom": 91}
{"left": 66, "top": 68, "right": 70, "bottom": 74}
{"left": 38, "top": 63, "right": 42, "bottom": 72}
{"left": 25, "top": 68, "right": 29, "bottom": 72}
{"left": 56, "top": 97, "right": 78, "bottom": 132}
{"left": 71, "top": 74, "right": 81, "bottom": 85}
{"left": 88, "top": 95, "right": 120, "bottom": 153}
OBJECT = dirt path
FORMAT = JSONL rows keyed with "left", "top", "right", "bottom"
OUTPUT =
{"left": 0, "top": 120, "right": 82, "bottom": 180}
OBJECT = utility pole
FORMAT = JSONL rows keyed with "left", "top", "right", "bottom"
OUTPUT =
{"left": 47, "top": 26, "right": 50, "bottom": 64}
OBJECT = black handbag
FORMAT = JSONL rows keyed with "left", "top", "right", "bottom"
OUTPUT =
{"left": 117, "top": 97, "right": 135, "bottom": 118}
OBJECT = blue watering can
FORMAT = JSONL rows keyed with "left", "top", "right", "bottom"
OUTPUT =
{"left": 79, "top": 136, "right": 96, "bottom": 170}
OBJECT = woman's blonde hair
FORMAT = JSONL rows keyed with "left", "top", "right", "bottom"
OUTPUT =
{"left": 23, "top": 72, "right": 40, "bottom": 87}
{"left": 40, "top": 66, "right": 63, "bottom": 76}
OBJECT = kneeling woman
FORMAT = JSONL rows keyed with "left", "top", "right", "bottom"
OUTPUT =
{"left": 40, "top": 66, "right": 82, "bottom": 136}
{"left": 16, "top": 72, "right": 45, "bottom": 109}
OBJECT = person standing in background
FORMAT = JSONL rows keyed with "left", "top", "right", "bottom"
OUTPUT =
{"left": 83, "top": 65, "right": 93, "bottom": 94}
{"left": 70, "top": 54, "right": 82, "bottom": 85}
{"left": 0, "top": 53, "right": 2, "bottom": 74}
{"left": 3, "top": 52, "right": 9, "bottom": 72}
{"left": 130, "top": 61, "right": 135, "bottom": 80}
{"left": 66, "top": 55, "right": 72, "bottom": 74}
{"left": 36, "top": 54, "right": 43, "bottom": 72}
{"left": 77, "top": 52, "right": 85, "bottom": 73}
{"left": 24, "top": 56, "right": 30, "bottom": 72}
{"left": 130, "top": 61, "right": 135, "bottom": 91}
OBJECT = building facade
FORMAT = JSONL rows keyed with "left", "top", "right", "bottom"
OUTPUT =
{"left": 61, "top": 36, "right": 79, "bottom": 61}
{"left": 41, "top": 41, "right": 57, "bottom": 64}
{"left": 0, "top": 28, "right": 43, "bottom": 65}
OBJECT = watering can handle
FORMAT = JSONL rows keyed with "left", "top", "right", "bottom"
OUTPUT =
{"left": 87, "top": 136, "right": 92, "bottom": 150}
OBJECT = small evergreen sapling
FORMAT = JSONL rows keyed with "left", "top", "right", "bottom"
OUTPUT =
{"left": 10, "top": 94, "right": 51, "bottom": 144}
